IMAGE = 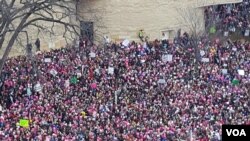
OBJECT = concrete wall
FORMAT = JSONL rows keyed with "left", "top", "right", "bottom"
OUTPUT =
{"left": 79, "top": 0, "right": 242, "bottom": 43}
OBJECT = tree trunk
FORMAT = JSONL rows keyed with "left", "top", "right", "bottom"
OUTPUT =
{"left": 0, "top": 13, "right": 31, "bottom": 76}
{"left": 0, "top": 31, "right": 21, "bottom": 75}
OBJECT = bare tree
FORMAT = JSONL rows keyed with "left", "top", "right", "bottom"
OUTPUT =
{"left": 175, "top": 1, "right": 228, "bottom": 78}
{"left": 176, "top": 1, "right": 229, "bottom": 62}
{"left": 0, "top": 0, "right": 82, "bottom": 75}
{"left": 177, "top": 6, "right": 208, "bottom": 61}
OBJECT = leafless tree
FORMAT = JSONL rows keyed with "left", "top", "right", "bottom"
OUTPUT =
{"left": 177, "top": 7, "right": 207, "bottom": 61}
{"left": 0, "top": 0, "right": 82, "bottom": 75}
{"left": 175, "top": 1, "right": 229, "bottom": 78}
{"left": 176, "top": 1, "right": 228, "bottom": 62}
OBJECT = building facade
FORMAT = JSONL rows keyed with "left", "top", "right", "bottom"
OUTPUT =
{"left": 1, "top": 0, "right": 243, "bottom": 57}
{"left": 79, "top": 0, "right": 242, "bottom": 43}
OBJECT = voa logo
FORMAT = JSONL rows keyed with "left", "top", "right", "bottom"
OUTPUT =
{"left": 226, "top": 129, "right": 246, "bottom": 136}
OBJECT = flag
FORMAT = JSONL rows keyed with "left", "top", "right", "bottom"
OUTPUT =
{"left": 19, "top": 119, "right": 29, "bottom": 128}
{"left": 232, "top": 79, "right": 239, "bottom": 85}
{"left": 70, "top": 76, "right": 78, "bottom": 84}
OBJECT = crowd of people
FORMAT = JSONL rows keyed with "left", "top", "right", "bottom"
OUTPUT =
{"left": 205, "top": 0, "right": 250, "bottom": 36}
{"left": 0, "top": 2, "right": 249, "bottom": 141}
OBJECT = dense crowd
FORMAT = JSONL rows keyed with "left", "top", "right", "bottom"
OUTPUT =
{"left": 205, "top": 0, "right": 250, "bottom": 36}
{"left": 0, "top": 2, "right": 249, "bottom": 141}
{"left": 0, "top": 35, "right": 249, "bottom": 141}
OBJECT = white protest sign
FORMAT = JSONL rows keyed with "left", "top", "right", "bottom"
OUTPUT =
{"left": 232, "top": 47, "right": 237, "bottom": 51}
{"left": 244, "top": 30, "right": 249, "bottom": 37}
{"left": 162, "top": 54, "right": 173, "bottom": 62}
{"left": 167, "top": 54, "right": 173, "bottom": 62}
{"left": 222, "top": 69, "right": 228, "bottom": 74}
{"left": 157, "top": 79, "right": 166, "bottom": 84}
{"left": 224, "top": 31, "right": 229, "bottom": 37}
{"left": 50, "top": 69, "right": 58, "bottom": 76}
{"left": 44, "top": 58, "right": 51, "bottom": 63}
{"left": 162, "top": 55, "right": 168, "bottom": 63}
{"left": 122, "top": 39, "right": 130, "bottom": 47}
{"left": 238, "top": 69, "right": 245, "bottom": 76}
{"left": 200, "top": 50, "right": 205, "bottom": 56}
{"left": 89, "top": 52, "right": 96, "bottom": 58}
{"left": 108, "top": 67, "right": 114, "bottom": 75}
{"left": 202, "top": 58, "right": 209, "bottom": 62}
{"left": 34, "top": 83, "right": 43, "bottom": 92}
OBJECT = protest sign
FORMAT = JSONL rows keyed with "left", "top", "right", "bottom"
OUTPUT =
{"left": 244, "top": 29, "right": 249, "bottom": 36}
{"left": 200, "top": 50, "right": 205, "bottom": 56}
{"left": 167, "top": 54, "right": 173, "bottom": 62}
{"left": 34, "top": 83, "right": 42, "bottom": 92}
{"left": 202, "top": 58, "right": 209, "bottom": 62}
{"left": 209, "top": 26, "right": 216, "bottom": 34}
{"left": 162, "top": 55, "right": 167, "bottom": 63}
{"left": 122, "top": 39, "right": 130, "bottom": 47}
{"left": 70, "top": 76, "right": 78, "bottom": 84}
{"left": 108, "top": 67, "right": 114, "bottom": 75}
{"left": 222, "top": 69, "right": 228, "bottom": 74}
{"left": 27, "top": 87, "right": 32, "bottom": 96}
{"left": 44, "top": 58, "right": 51, "bottom": 63}
{"left": 157, "top": 79, "right": 166, "bottom": 84}
{"left": 162, "top": 54, "right": 172, "bottom": 62}
{"left": 19, "top": 119, "right": 29, "bottom": 128}
{"left": 232, "top": 79, "right": 239, "bottom": 85}
{"left": 50, "top": 69, "right": 58, "bottom": 76}
{"left": 224, "top": 31, "right": 229, "bottom": 37}
{"left": 238, "top": 70, "right": 245, "bottom": 76}
{"left": 89, "top": 52, "right": 96, "bottom": 58}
